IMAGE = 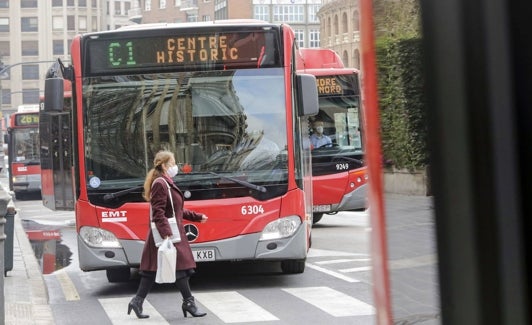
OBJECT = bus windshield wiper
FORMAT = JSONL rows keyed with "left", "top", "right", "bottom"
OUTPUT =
{"left": 102, "top": 185, "right": 143, "bottom": 201}
{"left": 333, "top": 156, "right": 364, "bottom": 166}
{"left": 209, "top": 172, "right": 267, "bottom": 193}
{"left": 24, "top": 159, "right": 40, "bottom": 166}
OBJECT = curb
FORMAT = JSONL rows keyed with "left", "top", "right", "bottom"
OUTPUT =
{"left": 2, "top": 176, "right": 55, "bottom": 324}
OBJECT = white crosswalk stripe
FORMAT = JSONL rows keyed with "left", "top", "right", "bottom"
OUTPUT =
{"left": 194, "top": 291, "right": 279, "bottom": 323}
{"left": 282, "top": 287, "right": 375, "bottom": 317}
{"left": 98, "top": 287, "right": 375, "bottom": 323}
{"left": 99, "top": 297, "right": 169, "bottom": 324}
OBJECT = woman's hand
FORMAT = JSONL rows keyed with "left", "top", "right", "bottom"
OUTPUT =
{"left": 200, "top": 214, "right": 208, "bottom": 223}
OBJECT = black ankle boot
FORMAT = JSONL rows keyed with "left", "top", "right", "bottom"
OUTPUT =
{"left": 182, "top": 296, "right": 206, "bottom": 317}
{"left": 128, "top": 296, "right": 149, "bottom": 319}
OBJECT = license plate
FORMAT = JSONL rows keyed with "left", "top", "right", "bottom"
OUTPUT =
{"left": 313, "top": 205, "right": 331, "bottom": 212}
{"left": 192, "top": 249, "right": 216, "bottom": 261}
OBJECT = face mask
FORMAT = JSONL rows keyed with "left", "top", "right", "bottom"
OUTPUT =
{"left": 167, "top": 165, "right": 179, "bottom": 178}
{"left": 316, "top": 126, "right": 324, "bottom": 133}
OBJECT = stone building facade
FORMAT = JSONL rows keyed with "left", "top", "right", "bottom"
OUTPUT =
{"left": 317, "top": 0, "right": 360, "bottom": 69}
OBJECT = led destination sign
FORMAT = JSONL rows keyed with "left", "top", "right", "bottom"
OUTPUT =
{"left": 15, "top": 113, "right": 39, "bottom": 126}
{"left": 86, "top": 30, "right": 280, "bottom": 74}
{"left": 315, "top": 75, "right": 359, "bottom": 97}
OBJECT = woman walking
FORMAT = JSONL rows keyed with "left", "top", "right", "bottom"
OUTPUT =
{"left": 128, "top": 150, "right": 208, "bottom": 319}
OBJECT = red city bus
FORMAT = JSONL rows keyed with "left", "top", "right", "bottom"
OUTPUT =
{"left": 7, "top": 105, "right": 41, "bottom": 199}
{"left": 42, "top": 20, "right": 318, "bottom": 282}
{"left": 297, "top": 48, "right": 367, "bottom": 224}
{"left": 39, "top": 77, "right": 73, "bottom": 210}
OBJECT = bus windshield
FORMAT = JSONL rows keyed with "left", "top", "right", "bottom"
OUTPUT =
{"left": 12, "top": 128, "right": 40, "bottom": 163}
{"left": 83, "top": 67, "right": 288, "bottom": 199}
{"left": 315, "top": 95, "right": 362, "bottom": 151}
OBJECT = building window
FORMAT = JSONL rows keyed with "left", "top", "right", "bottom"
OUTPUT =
{"left": 294, "top": 29, "right": 304, "bottom": 48}
{"left": 309, "top": 29, "right": 320, "bottom": 48}
{"left": 334, "top": 14, "right": 339, "bottom": 34}
{"left": 21, "top": 0, "right": 38, "bottom": 8}
{"left": 342, "top": 12, "right": 348, "bottom": 33}
{"left": 21, "top": 17, "right": 38, "bottom": 32}
{"left": 67, "top": 39, "right": 72, "bottom": 55}
{"left": 91, "top": 16, "right": 98, "bottom": 30}
{"left": 22, "top": 64, "right": 39, "bottom": 80}
{"left": 53, "top": 40, "right": 64, "bottom": 55}
{"left": 21, "top": 41, "right": 38, "bottom": 56}
{"left": 342, "top": 50, "right": 349, "bottom": 67}
{"left": 2, "top": 88, "right": 11, "bottom": 105}
{"left": 186, "top": 12, "right": 198, "bottom": 22}
{"left": 79, "top": 0, "right": 87, "bottom": 6}
{"left": 115, "top": 2, "right": 122, "bottom": 15}
{"left": 145, "top": 0, "right": 151, "bottom": 11}
{"left": 52, "top": 0, "right": 63, "bottom": 6}
{"left": 0, "top": 18, "right": 8, "bottom": 32}
{"left": 0, "top": 41, "right": 9, "bottom": 56}
{"left": 92, "top": 0, "right": 97, "bottom": 8}
{"left": 67, "top": 0, "right": 74, "bottom": 6}
{"left": 202, "top": 15, "right": 211, "bottom": 22}
{"left": 79, "top": 16, "right": 87, "bottom": 30}
{"left": 22, "top": 88, "right": 39, "bottom": 104}
{"left": 308, "top": 5, "right": 321, "bottom": 23}
{"left": 67, "top": 15, "right": 75, "bottom": 30}
{"left": 273, "top": 5, "right": 304, "bottom": 23}
{"left": 160, "top": 0, "right": 166, "bottom": 9}
{"left": 353, "top": 10, "right": 360, "bottom": 31}
{"left": 253, "top": 5, "right": 269, "bottom": 21}
{"left": 354, "top": 49, "right": 360, "bottom": 69}
{"left": 0, "top": 0, "right": 8, "bottom": 9}
{"left": 53, "top": 16, "right": 64, "bottom": 30}
{"left": 174, "top": 0, "right": 181, "bottom": 6}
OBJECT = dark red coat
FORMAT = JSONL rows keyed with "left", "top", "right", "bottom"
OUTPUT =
{"left": 139, "top": 175, "right": 203, "bottom": 272}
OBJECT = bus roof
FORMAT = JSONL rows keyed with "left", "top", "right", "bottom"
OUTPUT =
{"left": 296, "top": 48, "right": 358, "bottom": 75}
{"left": 87, "top": 19, "right": 278, "bottom": 36}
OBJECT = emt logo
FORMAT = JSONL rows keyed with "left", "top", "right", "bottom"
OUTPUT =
{"left": 101, "top": 210, "right": 127, "bottom": 222}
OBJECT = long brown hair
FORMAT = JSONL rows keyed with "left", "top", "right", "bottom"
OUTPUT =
{"left": 143, "top": 150, "right": 174, "bottom": 201}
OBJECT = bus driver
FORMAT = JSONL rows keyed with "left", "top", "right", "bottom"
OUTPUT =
{"left": 310, "top": 120, "right": 332, "bottom": 149}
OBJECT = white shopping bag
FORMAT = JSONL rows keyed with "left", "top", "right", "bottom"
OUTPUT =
{"left": 155, "top": 237, "right": 177, "bottom": 283}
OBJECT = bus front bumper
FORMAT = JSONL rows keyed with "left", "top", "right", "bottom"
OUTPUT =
{"left": 77, "top": 223, "right": 308, "bottom": 271}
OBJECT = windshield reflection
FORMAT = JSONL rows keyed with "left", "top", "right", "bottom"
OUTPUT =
{"left": 83, "top": 68, "right": 288, "bottom": 198}
{"left": 22, "top": 220, "right": 72, "bottom": 274}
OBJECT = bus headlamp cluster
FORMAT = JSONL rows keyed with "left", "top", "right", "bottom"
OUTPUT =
{"left": 80, "top": 226, "right": 122, "bottom": 248}
{"left": 13, "top": 175, "right": 27, "bottom": 183}
{"left": 259, "top": 216, "right": 301, "bottom": 241}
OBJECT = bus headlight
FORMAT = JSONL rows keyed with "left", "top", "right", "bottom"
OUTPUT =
{"left": 80, "top": 226, "right": 122, "bottom": 248}
{"left": 13, "top": 175, "right": 27, "bottom": 183}
{"left": 259, "top": 216, "right": 301, "bottom": 241}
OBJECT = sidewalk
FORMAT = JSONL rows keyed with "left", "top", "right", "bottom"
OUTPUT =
{"left": 2, "top": 178, "right": 55, "bottom": 325}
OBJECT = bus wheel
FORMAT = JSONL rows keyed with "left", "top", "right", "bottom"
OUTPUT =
{"left": 281, "top": 259, "right": 306, "bottom": 274}
{"left": 312, "top": 213, "right": 323, "bottom": 225}
{"left": 106, "top": 267, "right": 131, "bottom": 283}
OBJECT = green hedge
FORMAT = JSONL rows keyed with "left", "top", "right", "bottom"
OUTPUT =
{"left": 376, "top": 37, "right": 427, "bottom": 171}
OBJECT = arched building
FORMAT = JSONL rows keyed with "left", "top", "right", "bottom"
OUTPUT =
{"left": 317, "top": 0, "right": 360, "bottom": 69}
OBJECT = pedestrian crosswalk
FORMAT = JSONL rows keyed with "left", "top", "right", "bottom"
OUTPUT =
{"left": 193, "top": 291, "right": 279, "bottom": 323}
{"left": 98, "top": 287, "right": 375, "bottom": 324}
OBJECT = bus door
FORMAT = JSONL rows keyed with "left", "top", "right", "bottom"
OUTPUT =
{"left": 40, "top": 111, "right": 74, "bottom": 210}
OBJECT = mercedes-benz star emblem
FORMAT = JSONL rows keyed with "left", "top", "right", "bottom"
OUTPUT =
{"left": 184, "top": 224, "right": 199, "bottom": 242}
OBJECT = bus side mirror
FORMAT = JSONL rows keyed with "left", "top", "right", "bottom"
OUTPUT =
{"left": 297, "top": 74, "right": 319, "bottom": 117}
{"left": 44, "top": 78, "right": 65, "bottom": 112}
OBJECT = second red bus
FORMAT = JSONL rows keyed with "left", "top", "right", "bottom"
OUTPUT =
{"left": 7, "top": 105, "right": 41, "bottom": 199}
{"left": 297, "top": 48, "right": 368, "bottom": 224}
